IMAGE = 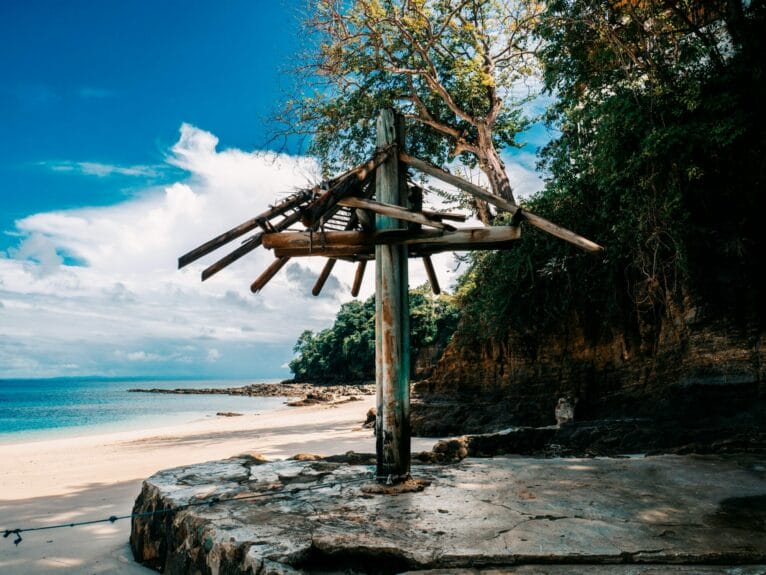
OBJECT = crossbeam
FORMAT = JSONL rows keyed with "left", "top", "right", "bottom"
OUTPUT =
{"left": 399, "top": 152, "right": 603, "bottom": 254}
{"left": 261, "top": 226, "right": 520, "bottom": 258}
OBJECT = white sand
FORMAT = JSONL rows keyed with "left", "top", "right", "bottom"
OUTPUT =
{"left": 0, "top": 400, "right": 437, "bottom": 574}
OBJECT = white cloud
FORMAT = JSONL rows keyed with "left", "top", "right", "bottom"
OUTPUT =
{"left": 0, "top": 122, "right": 533, "bottom": 378}
{"left": 42, "top": 160, "right": 160, "bottom": 178}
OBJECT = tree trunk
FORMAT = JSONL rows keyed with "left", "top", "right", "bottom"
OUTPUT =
{"left": 476, "top": 120, "right": 516, "bottom": 206}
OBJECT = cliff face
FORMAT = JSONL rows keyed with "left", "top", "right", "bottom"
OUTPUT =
{"left": 412, "top": 290, "right": 765, "bottom": 437}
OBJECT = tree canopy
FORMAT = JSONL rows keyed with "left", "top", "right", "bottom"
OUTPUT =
{"left": 280, "top": 0, "right": 547, "bottom": 208}
{"left": 290, "top": 286, "right": 460, "bottom": 383}
{"left": 457, "top": 0, "right": 765, "bottom": 343}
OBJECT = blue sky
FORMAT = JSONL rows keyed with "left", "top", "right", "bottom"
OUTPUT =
{"left": 0, "top": 1, "right": 301, "bottom": 252}
{"left": 0, "top": 2, "right": 552, "bottom": 379}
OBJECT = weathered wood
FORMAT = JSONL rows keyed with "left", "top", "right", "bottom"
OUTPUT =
{"left": 351, "top": 260, "right": 367, "bottom": 297}
{"left": 399, "top": 152, "right": 604, "bottom": 254}
{"left": 338, "top": 197, "right": 454, "bottom": 231}
{"left": 201, "top": 207, "right": 307, "bottom": 281}
{"left": 250, "top": 257, "right": 290, "bottom": 294}
{"left": 312, "top": 258, "right": 338, "bottom": 297}
{"left": 262, "top": 227, "right": 520, "bottom": 255}
{"left": 422, "top": 256, "right": 441, "bottom": 295}
{"left": 300, "top": 148, "right": 393, "bottom": 228}
{"left": 375, "top": 108, "right": 410, "bottom": 483}
{"left": 178, "top": 191, "right": 310, "bottom": 268}
{"left": 421, "top": 208, "right": 467, "bottom": 222}
{"left": 201, "top": 233, "right": 263, "bottom": 281}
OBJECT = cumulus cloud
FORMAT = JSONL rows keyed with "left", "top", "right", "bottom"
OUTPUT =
{"left": 0, "top": 124, "right": 337, "bottom": 377}
{"left": 0, "top": 122, "right": 545, "bottom": 378}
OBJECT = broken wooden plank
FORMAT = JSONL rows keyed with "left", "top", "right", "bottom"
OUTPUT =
{"left": 312, "top": 258, "right": 338, "bottom": 297}
{"left": 338, "top": 197, "right": 455, "bottom": 231}
{"left": 422, "top": 256, "right": 441, "bottom": 295}
{"left": 300, "top": 148, "right": 393, "bottom": 228}
{"left": 178, "top": 191, "right": 311, "bottom": 268}
{"left": 399, "top": 152, "right": 604, "bottom": 254}
{"left": 250, "top": 257, "right": 290, "bottom": 294}
{"left": 351, "top": 260, "right": 367, "bottom": 297}
{"left": 200, "top": 208, "right": 307, "bottom": 281}
{"left": 201, "top": 233, "right": 263, "bottom": 281}
{"left": 421, "top": 208, "right": 467, "bottom": 222}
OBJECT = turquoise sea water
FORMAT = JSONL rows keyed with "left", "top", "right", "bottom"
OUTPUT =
{"left": 0, "top": 378, "right": 287, "bottom": 443}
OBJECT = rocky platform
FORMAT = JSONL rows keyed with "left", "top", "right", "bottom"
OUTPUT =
{"left": 131, "top": 454, "right": 766, "bottom": 574}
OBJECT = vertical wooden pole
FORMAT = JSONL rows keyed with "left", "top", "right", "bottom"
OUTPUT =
{"left": 375, "top": 108, "right": 410, "bottom": 483}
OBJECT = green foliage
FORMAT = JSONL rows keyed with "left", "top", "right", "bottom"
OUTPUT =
{"left": 277, "top": 0, "right": 542, "bottom": 205}
{"left": 289, "top": 286, "right": 460, "bottom": 383}
{"left": 457, "top": 0, "right": 765, "bottom": 344}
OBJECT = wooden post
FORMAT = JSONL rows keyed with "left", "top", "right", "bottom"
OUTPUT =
{"left": 375, "top": 108, "right": 410, "bottom": 483}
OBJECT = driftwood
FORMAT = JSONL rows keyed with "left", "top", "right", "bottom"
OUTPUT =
{"left": 399, "top": 152, "right": 603, "bottom": 254}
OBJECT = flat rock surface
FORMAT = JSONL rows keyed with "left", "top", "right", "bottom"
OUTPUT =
{"left": 131, "top": 455, "right": 766, "bottom": 574}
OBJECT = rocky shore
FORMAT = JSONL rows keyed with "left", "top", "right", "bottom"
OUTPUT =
{"left": 128, "top": 381, "right": 375, "bottom": 406}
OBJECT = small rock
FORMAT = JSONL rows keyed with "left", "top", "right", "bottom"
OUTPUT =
{"left": 555, "top": 397, "right": 575, "bottom": 426}
{"left": 216, "top": 411, "right": 243, "bottom": 417}
{"left": 290, "top": 453, "right": 323, "bottom": 461}
{"left": 363, "top": 407, "right": 377, "bottom": 428}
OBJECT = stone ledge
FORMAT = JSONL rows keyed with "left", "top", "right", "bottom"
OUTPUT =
{"left": 130, "top": 454, "right": 766, "bottom": 574}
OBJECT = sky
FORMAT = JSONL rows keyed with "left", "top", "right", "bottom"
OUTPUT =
{"left": 0, "top": 1, "right": 553, "bottom": 379}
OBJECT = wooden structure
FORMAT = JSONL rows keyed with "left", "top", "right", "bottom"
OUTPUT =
{"left": 179, "top": 109, "right": 603, "bottom": 484}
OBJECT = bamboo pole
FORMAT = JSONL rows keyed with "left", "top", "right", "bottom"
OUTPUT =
{"left": 375, "top": 109, "right": 410, "bottom": 483}
{"left": 399, "top": 152, "right": 604, "bottom": 254}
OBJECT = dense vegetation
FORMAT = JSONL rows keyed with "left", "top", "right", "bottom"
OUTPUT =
{"left": 290, "top": 286, "right": 459, "bottom": 383}
{"left": 457, "top": 0, "right": 765, "bottom": 346}
{"left": 290, "top": 0, "right": 764, "bottom": 379}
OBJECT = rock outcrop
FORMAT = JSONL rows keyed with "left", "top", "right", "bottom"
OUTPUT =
{"left": 130, "top": 454, "right": 766, "bottom": 574}
{"left": 413, "top": 292, "right": 765, "bottom": 440}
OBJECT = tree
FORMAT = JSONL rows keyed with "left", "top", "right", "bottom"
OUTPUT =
{"left": 280, "top": 0, "right": 545, "bottom": 210}
{"left": 289, "top": 287, "right": 460, "bottom": 383}
{"left": 455, "top": 0, "right": 765, "bottom": 343}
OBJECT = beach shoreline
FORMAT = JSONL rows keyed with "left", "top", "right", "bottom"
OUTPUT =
{"left": 0, "top": 400, "right": 434, "bottom": 574}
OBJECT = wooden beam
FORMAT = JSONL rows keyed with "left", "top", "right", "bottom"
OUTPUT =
{"left": 201, "top": 233, "right": 263, "bottom": 281}
{"left": 178, "top": 191, "right": 310, "bottom": 268}
{"left": 200, "top": 208, "right": 306, "bottom": 281}
{"left": 422, "top": 256, "right": 441, "bottom": 295}
{"left": 351, "top": 260, "right": 367, "bottom": 297}
{"left": 399, "top": 152, "right": 604, "bottom": 254}
{"left": 338, "top": 197, "right": 455, "bottom": 231}
{"left": 421, "top": 208, "right": 467, "bottom": 222}
{"left": 300, "top": 148, "right": 393, "bottom": 228}
{"left": 262, "top": 227, "right": 520, "bottom": 255}
{"left": 250, "top": 257, "right": 290, "bottom": 294}
{"left": 374, "top": 108, "right": 410, "bottom": 483}
{"left": 312, "top": 258, "right": 338, "bottom": 296}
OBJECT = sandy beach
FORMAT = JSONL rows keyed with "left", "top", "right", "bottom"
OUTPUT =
{"left": 0, "top": 400, "right": 436, "bottom": 574}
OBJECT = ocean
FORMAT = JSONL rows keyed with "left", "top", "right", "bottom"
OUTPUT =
{"left": 0, "top": 378, "right": 287, "bottom": 443}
